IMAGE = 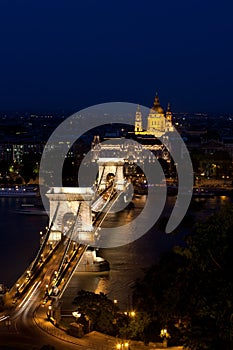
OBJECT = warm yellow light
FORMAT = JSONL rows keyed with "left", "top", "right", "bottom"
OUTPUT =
{"left": 124, "top": 342, "right": 129, "bottom": 347}
{"left": 114, "top": 299, "right": 118, "bottom": 304}
{"left": 72, "top": 311, "right": 81, "bottom": 318}
{"left": 130, "top": 311, "right": 136, "bottom": 317}
{"left": 160, "top": 328, "right": 170, "bottom": 339}
{"left": 116, "top": 344, "right": 121, "bottom": 349}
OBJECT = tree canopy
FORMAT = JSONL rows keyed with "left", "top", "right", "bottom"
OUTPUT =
{"left": 72, "top": 290, "right": 118, "bottom": 335}
{"left": 132, "top": 205, "right": 233, "bottom": 349}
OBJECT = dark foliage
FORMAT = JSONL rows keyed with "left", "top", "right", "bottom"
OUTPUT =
{"left": 73, "top": 290, "right": 118, "bottom": 335}
{"left": 132, "top": 205, "right": 233, "bottom": 349}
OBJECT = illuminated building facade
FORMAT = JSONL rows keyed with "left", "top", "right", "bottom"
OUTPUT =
{"left": 135, "top": 94, "right": 174, "bottom": 137}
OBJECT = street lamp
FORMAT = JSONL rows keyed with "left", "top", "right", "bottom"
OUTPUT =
{"left": 72, "top": 311, "right": 81, "bottom": 322}
{"left": 116, "top": 342, "right": 130, "bottom": 349}
{"left": 113, "top": 299, "right": 118, "bottom": 320}
{"left": 15, "top": 283, "right": 20, "bottom": 297}
{"left": 45, "top": 284, "right": 49, "bottom": 296}
{"left": 160, "top": 328, "right": 170, "bottom": 348}
{"left": 26, "top": 270, "right": 31, "bottom": 280}
{"left": 47, "top": 305, "right": 52, "bottom": 319}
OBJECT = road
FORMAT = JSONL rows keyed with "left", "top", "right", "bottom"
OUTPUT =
{"left": 0, "top": 241, "right": 92, "bottom": 349}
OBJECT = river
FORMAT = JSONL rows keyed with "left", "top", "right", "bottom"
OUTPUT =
{"left": 0, "top": 194, "right": 231, "bottom": 311}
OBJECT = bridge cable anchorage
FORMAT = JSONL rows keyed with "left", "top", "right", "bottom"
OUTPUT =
{"left": 29, "top": 202, "right": 60, "bottom": 273}
{"left": 53, "top": 203, "right": 81, "bottom": 286}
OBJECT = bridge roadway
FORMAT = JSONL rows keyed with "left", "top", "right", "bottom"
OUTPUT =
{"left": 0, "top": 241, "right": 91, "bottom": 349}
{"left": 0, "top": 184, "right": 125, "bottom": 348}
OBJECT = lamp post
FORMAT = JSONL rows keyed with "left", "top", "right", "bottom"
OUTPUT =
{"left": 47, "top": 305, "right": 52, "bottom": 319}
{"left": 26, "top": 270, "right": 31, "bottom": 280}
{"left": 40, "top": 231, "right": 43, "bottom": 245}
{"left": 160, "top": 328, "right": 170, "bottom": 348}
{"left": 113, "top": 299, "right": 118, "bottom": 323}
{"left": 45, "top": 284, "right": 49, "bottom": 297}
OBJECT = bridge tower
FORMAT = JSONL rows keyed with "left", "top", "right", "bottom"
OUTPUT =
{"left": 97, "top": 158, "right": 125, "bottom": 191}
{"left": 46, "top": 187, "right": 95, "bottom": 244}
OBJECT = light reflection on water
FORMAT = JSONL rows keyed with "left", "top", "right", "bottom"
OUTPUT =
{"left": 0, "top": 195, "right": 231, "bottom": 311}
{"left": 62, "top": 194, "right": 232, "bottom": 311}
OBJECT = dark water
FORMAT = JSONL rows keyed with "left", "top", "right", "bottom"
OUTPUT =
{"left": 0, "top": 197, "right": 48, "bottom": 287}
{"left": 0, "top": 195, "right": 231, "bottom": 310}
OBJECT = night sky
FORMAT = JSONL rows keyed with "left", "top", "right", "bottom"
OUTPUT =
{"left": 0, "top": 0, "right": 233, "bottom": 113}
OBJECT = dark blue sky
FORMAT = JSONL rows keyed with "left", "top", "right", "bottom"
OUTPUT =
{"left": 0, "top": 0, "right": 233, "bottom": 113}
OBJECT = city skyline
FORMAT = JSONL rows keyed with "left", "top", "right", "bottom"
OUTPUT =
{"left": 0, "top": 1, "right": 233, "bottom": 113}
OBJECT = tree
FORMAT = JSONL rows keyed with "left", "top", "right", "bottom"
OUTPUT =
{"left": 133, "top": 205, "right": 233, "bottom": 349}
{"left": 73, "top": 290, "right": 118, "bottom": 335}
{"left": 119, "top": 312, "right": 151, "bottom": 344}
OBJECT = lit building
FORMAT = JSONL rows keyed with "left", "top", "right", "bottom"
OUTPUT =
{"left": 134, "top": 93, "right": 174, "bottom": 137}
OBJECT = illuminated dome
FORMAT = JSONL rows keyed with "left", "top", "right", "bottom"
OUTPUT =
{"left": 151, "top": 94, "right": 164, "bottom": 114}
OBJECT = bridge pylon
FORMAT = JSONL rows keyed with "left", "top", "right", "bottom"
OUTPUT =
{"left": 97, "top": 158, "right": 125, "bottom": 191}
{"left": 46, "top": 187, "right": 95, "bottom": 244}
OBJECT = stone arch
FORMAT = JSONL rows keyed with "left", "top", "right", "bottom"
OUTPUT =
{"left": 62, "top": 212, "right": 75, "bottom": 235}
{"left": 106, "top": 172, "right": 115, "bottom": 184}
{"left": 46, "top": 187, "right": 94, "bottom": 242}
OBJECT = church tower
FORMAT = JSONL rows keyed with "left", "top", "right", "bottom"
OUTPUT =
{"left": 134, "top": 105, "right": 143, "bottom": 133}
{"left": 165, "top": 102, "right": 174, "bottom": 132}
{"left": 166, "top": 102, "right": 172, "bottom": 123}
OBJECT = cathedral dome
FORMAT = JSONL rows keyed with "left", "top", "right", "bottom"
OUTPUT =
{"left": 151, "top": 94, "right": 164, "bottom": 114}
